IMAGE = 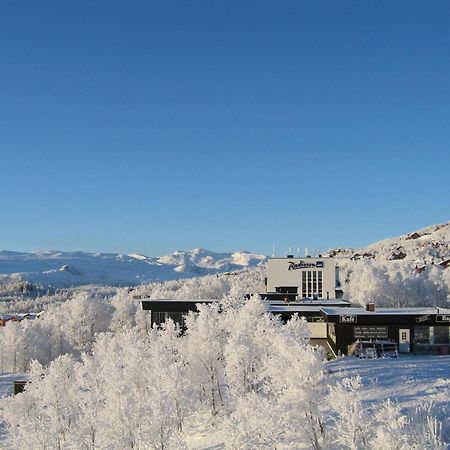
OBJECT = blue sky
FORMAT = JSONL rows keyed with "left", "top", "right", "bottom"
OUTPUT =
{"left": 1, "top": 0, "right": 449, "bottom": 256}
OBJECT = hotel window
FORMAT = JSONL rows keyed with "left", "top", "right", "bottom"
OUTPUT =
{"left": 318, "top": 271, "right": 323, "bottom": 297}
{"left": 302, "top": 271, "right": 307, "bottom": 298}
{"left": 307, "top": 271, "right": 312, "bottom": 297}
{"left": 312, "top": 271, "right": 317, "bottom": 295}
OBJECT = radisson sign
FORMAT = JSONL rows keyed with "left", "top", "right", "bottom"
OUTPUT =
{"left": 288, "top": 261, "right": 324, "bottom": 270}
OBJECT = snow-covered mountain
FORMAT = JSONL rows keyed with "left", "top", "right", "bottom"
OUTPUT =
{"left": 324, "top": 222, "right": 450, "bottom": 307}
{"left": 0, "top": 249, "right": 267, "bottom": 289}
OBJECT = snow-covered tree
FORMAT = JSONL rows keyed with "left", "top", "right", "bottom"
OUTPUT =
{"left": 109, "top": 288, "right": 137, "bottom": 333}
{"left": 329, "top": 376, "right": 371, "bottom": 450}
{"left": 184, "top": 302, "right": 225, "bottom": 416}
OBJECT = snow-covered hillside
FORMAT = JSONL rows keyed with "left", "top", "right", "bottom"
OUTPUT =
{"left": 0, "top": 249, "right": 266, "bottom": 289}
{"left": 328, "top": 222, "right": 450, "bottom": 267}
{"left": 327, "top": 222, "right": 450, "bottom": 307}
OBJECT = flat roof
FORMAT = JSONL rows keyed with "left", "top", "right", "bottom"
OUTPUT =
{"left": 281, "top": 299, "right": 349, "bottom": 305}
{"left": 140, "top": 298, "right": 217, "bottom": 303}
{"left": 268, "top": 300, "right": 350, "bottom": 307}
{"left": 0, "top": 312, "right": 43, "bottom": 320}
{"left": 269, "top": 305, "right": 323, "bottom": 313}
{"left": 321, "top": 307, "right": 450, "bottom": 316}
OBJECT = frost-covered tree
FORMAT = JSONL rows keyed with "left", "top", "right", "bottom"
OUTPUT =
{"left": 329, "top": 376, "right": 371, "bottom": 450}
{"left": 0, "top": 356, "right": 80, "bottom": 450}
{"left": 0, "top": 321, "right": 28, "bottom": 373}
{"left": 89, "top": 329, "right": 186, "bottom": 449}
{"left": 370, "top": 400, "right": 409, "bottom": 449}
{"left": 223, "top": 303, "right": 327, "bottom": 449}
{"left": 223, "top": 296, "right": 273, "bottom": 401}
{"left": 62, "top": 291, "right": 113, "bottom": 352}
{"left": 184, "top": 302, "right": 225, "bottom": 416}
{"left": 109, "top": 288, "right": 137, "bottom": 333}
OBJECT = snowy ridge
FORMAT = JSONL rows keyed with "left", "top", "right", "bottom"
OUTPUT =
{"left": 328, "top": 221, "right": 450, "bottom": 266}
{"left": 0, "top": 248, "right": 267, "bottom": 289}
{"left": 326, "top": 221, "right": 450, "bottom": 307}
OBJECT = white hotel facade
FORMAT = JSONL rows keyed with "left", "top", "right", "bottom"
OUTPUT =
{"left": 265, "top": 256, "right": 342, "bottom": 300}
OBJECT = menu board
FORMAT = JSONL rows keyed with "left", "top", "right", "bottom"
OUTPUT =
{"left": 354, "top": 326, "right": 388, "bottom": 339}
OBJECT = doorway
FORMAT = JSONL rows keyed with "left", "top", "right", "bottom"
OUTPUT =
{"left": 399, "top": 329, "right": 411, "bottom": 353}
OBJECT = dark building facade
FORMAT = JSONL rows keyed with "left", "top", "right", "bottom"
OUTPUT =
{"left": 141, "top": 299, "right": 215, "bottom": 328}
{"left": 321, "top": 307, "right": 450, "bottom": 355}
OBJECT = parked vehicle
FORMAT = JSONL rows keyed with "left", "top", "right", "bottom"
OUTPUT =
{"left": 378, "top": 341, "right": 399, "bottom": 358}
{"left": 351, "top": 340, "right": 399, "bottom": 359}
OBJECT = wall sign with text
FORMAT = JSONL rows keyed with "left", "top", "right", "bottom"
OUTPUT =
{"left": 436, "top": 314, "right": 450, "bottom": 323}
{"left": 339, "top": 314, "right": 357, "bottom": 323}
{"left": 354, "top": 326, "right": 388, "bottom": 340}
{"left": 288, "top": 261, "right": 324, "bottom": 270}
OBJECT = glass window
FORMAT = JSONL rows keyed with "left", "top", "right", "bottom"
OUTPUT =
{"left": 307, "top": 271, "right": 312, "bottom": 296}
{"left": 434, "top": 326, "right": 450, "bottom": 344}
{"left": 152, "top": 311, "right": 166, "bottom": 326}
{"left": 302, "top": 272, "right": 307, "bottom": 298}
{"left": 152, "top": 311, "right": 185, "bottom": 328}
{"left": 414, "top": 326, "right": 431, "bottom": 344}
{"left": 167, "top": 312, "right": 185, "bottom": 327}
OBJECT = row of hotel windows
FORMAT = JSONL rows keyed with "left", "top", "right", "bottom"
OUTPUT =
{"left": 274, "top": 271, "right": 328, "bottom": 298}
{"left": 301, "top": 270, "right": 323, "bottom": 298}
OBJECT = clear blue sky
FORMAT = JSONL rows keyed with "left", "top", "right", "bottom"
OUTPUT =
{"left": 1, "top": 0, "right": 449, "bottom": 256}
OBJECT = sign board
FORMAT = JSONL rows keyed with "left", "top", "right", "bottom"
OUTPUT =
{"left": 288, "top": 261, "right": 324, "bottom": 271}
{"left": 436, "top": 314, "right": 450, "bottom": 323}
{"left": 416, "top": 315, "right": 431, "bottom": 323}
{"left": 340, "top": 314, "right": 357, "bottom": 323}
{"left": 354, "top": 326, "right": 388, "bottom": 340}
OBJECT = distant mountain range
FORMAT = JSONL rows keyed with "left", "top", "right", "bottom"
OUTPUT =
{"left": 1, "top": 222, "right": 449, "bottom": 290}
{"left": 0, "top": 248, "right": 267, "bottom": 288}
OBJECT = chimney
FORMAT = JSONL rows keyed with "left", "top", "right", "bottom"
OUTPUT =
{"left": 366, "top": 302, "right": 375, "bottom": 312}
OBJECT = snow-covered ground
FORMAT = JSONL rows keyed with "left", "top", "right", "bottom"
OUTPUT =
{"left": 328, "top": 355, "right": 450, "bottom": 413}
{"left": 184, "top": 355, "right": 450, "bottom": 449}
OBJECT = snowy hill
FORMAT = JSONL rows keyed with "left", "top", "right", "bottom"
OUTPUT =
{"left": 0, "top": 249, "right": 267, "bottom": 289}
{"left": 328, "top": 222, "right": 450, "bottom": 267}
{"left": 326, "top": 221, "right": 450, "bottom": 307}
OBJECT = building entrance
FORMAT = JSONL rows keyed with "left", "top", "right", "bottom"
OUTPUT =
{"left": 399, "top": 329, "right": 411, "bottom": 353}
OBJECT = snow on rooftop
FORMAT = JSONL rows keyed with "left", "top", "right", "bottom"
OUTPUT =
{"left": 321, "top": 307, "right": 450, "bottom": 316}
{"left": 140, "top": 298, "right": 217, "bottom": 303}
{"left": 269, "top": 305, "right": 323, "bottom": 313}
